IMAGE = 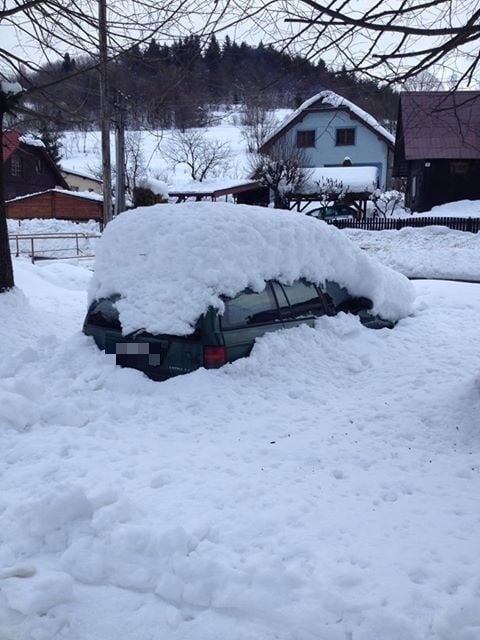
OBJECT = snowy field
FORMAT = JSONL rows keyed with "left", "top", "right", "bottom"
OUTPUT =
{"left": 1, "top": 221, "right": 480, "bottom": 639}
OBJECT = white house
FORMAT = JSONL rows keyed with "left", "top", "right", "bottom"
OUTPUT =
{"left": 260, "top": 91, "right": 395, "bottom": 190}
{"left": 61, "top": 168, "right": 103, "bottom": 194}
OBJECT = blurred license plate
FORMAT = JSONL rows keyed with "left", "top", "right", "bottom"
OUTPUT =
{"left": 112, "top": 342, "right": 161, "bottom": 367}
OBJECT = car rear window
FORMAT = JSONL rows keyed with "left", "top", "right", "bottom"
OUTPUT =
{"left": 220, "top": 284, "right": 280, "bottom": 330}
{"left": 281, "top": 280, "right": 328, "bottom": 319}
{"left": 86, "top": 297, "right": 121, "bottom": 330}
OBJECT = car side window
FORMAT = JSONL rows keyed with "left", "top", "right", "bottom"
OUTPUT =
{"left": 324, "top": 281, "right": 351, "bottom": 308}
{"left": 280, "top": 280, "right": 328, "bottom": 319}
{"left": 220, "top": 284, "right": 280, "bottom": 330}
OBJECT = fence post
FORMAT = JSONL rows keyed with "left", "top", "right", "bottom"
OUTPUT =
{"left": 15, "top": 236, "right": 19, "bottom": 257}
{"left": 466, "top": 218, "right": 473, "bottom": 233}
{"left": 31, "top": 238, "right": 35, "bottom": 264}
{"left": 75, "top": 234, "right": 79, "bottom": 256}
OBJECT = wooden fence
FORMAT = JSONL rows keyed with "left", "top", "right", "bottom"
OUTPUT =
{"left": 326, "top": 217, "right": 480, "bottom": 233}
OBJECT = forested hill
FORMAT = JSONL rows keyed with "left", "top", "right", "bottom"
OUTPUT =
{"left": 28, "top": 35, "right": 398, "bottom": 131}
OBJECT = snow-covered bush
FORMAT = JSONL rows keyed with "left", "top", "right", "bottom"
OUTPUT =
{"left": 370, "top": 189, "right": 406, "bottom": 218}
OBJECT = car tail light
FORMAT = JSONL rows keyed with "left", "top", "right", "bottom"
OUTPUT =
{"left": 203, "top": 345, "right": 227, "bottom": 368}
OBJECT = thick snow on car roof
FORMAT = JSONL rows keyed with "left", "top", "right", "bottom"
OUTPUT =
{"left": 89, "top": 202, "right": 415, "bottom": 336}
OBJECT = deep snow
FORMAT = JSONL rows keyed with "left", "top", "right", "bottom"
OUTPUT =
{"left": 1, "top": 243, "right": 480, "bottom": 639}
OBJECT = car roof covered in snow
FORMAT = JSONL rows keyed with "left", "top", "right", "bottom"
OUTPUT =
{"left": 89, "top": 202, "right": 414, "bottom": 336}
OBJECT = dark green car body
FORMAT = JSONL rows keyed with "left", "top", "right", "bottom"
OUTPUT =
{"left": 83, "top": 279, "right": 392, "bottom": 381}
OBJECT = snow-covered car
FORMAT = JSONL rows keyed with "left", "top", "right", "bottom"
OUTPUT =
{"left": 83, "top": 202, "right": 414, "bottom": 380}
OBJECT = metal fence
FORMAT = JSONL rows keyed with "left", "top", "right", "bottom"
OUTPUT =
{"left": 326, "top": 217, "right": 480, "bottom": 233}
{"left": 9, "top": 232, "right": 101, "bottom": 263}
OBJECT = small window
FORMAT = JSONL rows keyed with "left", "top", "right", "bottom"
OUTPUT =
{"left": 335, "top": 128, "right": 356, "bottom": 146}
{"left": 450, "top": 161, "right": 469, "bottom": 176}
{"left": 281, "top": 280, "right": 327, "bottom": 319}
{"left": 35, "top": 159, "right": 43, "bottom": 174}
{"left": 221, "top": 285, "right": 280, "bottom": 330}
{"left": 296, "top": 130, "right": 315, "bottom": 148}
{"left": 11, "top": 156, "right": 22, "bottom": 177}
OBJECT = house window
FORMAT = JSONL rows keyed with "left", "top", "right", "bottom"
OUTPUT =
{"left": 335, "top": 128, "right": 356, "bottom": 146}
{"left": 11, "top": 156, "right": 22, "bottom": 177}
{"left": 35, "top": 159, "right": 43, "bottom": 174}
{"left": 450, "top": 161, "right": 469, "bottom": 176}
{"left": 296, "top": 130, "right": 315, "bottom": 148}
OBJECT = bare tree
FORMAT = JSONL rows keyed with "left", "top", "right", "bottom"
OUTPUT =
{"left": 271, "top": 1, "right": 480, "bottom": 87}
{"left": 164, "top": 129, "right": 231, "bottom": 181}
{"left": 240, "top": 100, "right": 279, "bottom": 153}
{"left": 251, "top": 139, "right": 310, "bottom": 209}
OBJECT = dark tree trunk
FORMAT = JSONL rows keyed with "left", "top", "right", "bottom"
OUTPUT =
{"left": 0, "top": 110, "right": 15, "bottom": 292}
{"left": 273, "top": 190, "right": 290, "bottom": 209}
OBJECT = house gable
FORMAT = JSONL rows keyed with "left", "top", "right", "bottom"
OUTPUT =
{"left": 259, "top": 91, "right": 394, "bottom": 190}
{"left": 2, "top": 131, "right": 68, "bottom": 199}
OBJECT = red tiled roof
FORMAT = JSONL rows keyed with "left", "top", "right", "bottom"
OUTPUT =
{"left": 400, "top": 91, "right": 480, "bottom": 160}
{"left": 2, "top": 130, "right": 21, "bottom": 161}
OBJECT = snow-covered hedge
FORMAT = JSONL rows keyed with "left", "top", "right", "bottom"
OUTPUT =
{"left": 89, "top": 202, "right": 415, "bottom": 336}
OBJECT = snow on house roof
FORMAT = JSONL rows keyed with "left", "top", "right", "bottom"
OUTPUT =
{"left": 89, "top": 202, "right": 414, "bottom": 337}
{"left": 301, "top": 166, "right": 378, "bottom": 195}
{"left": 61, "top": 168, "right": 103, "bottom": 182}
{"left": 263, "top": 90, "right": 395, "bottom": 149}
{"left": 19, "top": 134, "right": 45, "bottom": 148}
{"left": 168, "top": 177, "right": 261, "bottom": 197}
{"left": 7, "top": 188, "right": 103, "bottom": 204}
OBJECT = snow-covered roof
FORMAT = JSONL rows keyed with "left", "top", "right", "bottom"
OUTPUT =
{"left": 301, "top": 166, "right": 378, "bottom": 194}
{"left": 19, "top": 134, "right": 45, "bottom": 148}
{"left": 168, "top": 178, "right": 260, "bottom": 196}
{"left": 61, "top": 168, "right": 103, "bottom": 182}
{"left": 89, "top": 202, "right": 414, "bottom": 336}
{"left": 7, "top": 189, "right": 103, "bottom": 203}
{"left": 263, "top": 90, "right": 395, "bottom": 149}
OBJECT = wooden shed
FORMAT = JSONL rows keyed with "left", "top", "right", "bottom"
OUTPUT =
{"left": 6, "top": 189, "right": 103, "bottom": 223}
{"left": 394, "top": 91, "right": 480, "bottom": 212}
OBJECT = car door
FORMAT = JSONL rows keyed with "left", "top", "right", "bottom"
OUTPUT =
{"left": 275, "top": 280, "right": 331, "bottom": 330}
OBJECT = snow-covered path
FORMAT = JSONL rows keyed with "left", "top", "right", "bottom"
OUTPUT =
{"left": 1, "top": 261, "right": 480, "bottom": 640}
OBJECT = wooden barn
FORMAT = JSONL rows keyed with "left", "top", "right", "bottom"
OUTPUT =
{"left": 2, "top": 130, "right": 69, "bottom": 199}
{"left": 394, "top": 91, "right": 480, "bottom": 212}
{"left": 6, "top": 189, "right": 103, "bottom": 223}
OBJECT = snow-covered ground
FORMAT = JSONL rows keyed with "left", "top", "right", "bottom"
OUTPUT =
{"left": 1, "top": 224, "right": 480, "bottom": 639}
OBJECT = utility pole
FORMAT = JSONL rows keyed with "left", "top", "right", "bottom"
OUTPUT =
{"left": 98, "top": 0, "right": 113, "bottom": 226}
{"left": 114, "top": 91, "right": 126, "bottom": 215}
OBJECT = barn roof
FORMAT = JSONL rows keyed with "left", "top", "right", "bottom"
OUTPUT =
{"left": 399, "top": 91, "right": 480, "bottom": 160}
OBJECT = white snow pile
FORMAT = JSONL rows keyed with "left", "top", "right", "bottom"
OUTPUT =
{"left": 90, "top": 202, "right": 414, "bottom": 335}
{"left": 303, "top": 166, "right": 378, "bottom": 194}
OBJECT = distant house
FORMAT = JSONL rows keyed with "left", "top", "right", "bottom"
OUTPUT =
{"left": 393, "top": 91, "right": 480, "bottom": 212}
{"left": 2, "top": 130, "right": 68, "bottom": 199}
{"left": 7, "top": 189, "right": 103, "bottom": 223}
{"left": 259, "top": 91, "right": 395, "bottom": 190}
{"left": 61, "top": 168, "right": 103, "bottom": 194}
